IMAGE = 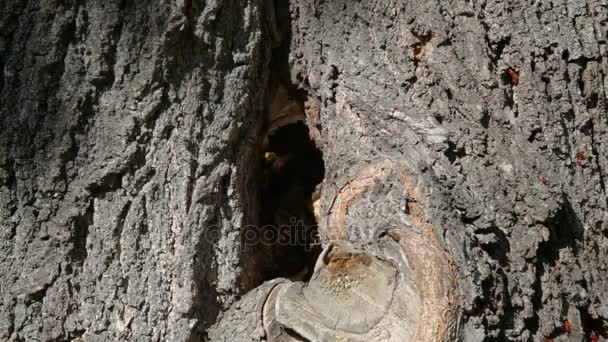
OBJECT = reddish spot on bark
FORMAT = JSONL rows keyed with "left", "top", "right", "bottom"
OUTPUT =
{"left": 393, "top": 104, "right": 399, "bottom": 111}
{"left": 577, "top": 151, "right": 586, "bottom": 166}
{"left": 591, "top": 331, "right": 598, "bottom": 342}
{"left": 564, "top": 320, "right": 572, "bottom": 334}
{"left": 544, "top": 338, "right": 553, "bottom": 342}
{"left": 539, "top": 175, "right": 546, "bottom": 184}
{"left": 554, "top": 263, "right": 561, "bottom": 271}
{"left": 507, "top": 68, "right": 519, "bottom": 85}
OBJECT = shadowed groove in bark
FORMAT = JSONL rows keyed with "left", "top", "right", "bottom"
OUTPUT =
{"left": 537, "top": 197, "right": 584, "bottom": 285}
{"left": 69, "top": 198, "right": 93, "bottom": 263}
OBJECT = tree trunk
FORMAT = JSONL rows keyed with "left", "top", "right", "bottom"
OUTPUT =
{"left": 2, "top": 0, "right": 608, "bottom": 341}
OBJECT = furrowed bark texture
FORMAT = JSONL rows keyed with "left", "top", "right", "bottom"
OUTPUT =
{"left": 0, "top": 0, "right": 269, "bottom": 340}
{"left": 286, "top": 0, "right": 608, "bottom": 341}
{"left": 1, "top": 0, "right": 608, "bottom": 341}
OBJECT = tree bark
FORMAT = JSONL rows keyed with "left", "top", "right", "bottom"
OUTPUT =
{"left": 1, "top": 0, "right": 269, "bottom": 340}
{"left": 2, "top": 0, "right": 608, "bottom": 341}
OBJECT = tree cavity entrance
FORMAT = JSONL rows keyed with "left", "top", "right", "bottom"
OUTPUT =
{"left": 240, "top": 0, "right": 324, "bottom": 287}
{"left": 257, "top": 88, "right": 325, "bottom": 282}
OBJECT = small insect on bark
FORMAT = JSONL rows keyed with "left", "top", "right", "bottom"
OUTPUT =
{"left": 539, "top": 175, "right": 546, "bottom": 184}
{"left": 507, "top": 68, "right": 519, "bottom": 85}
{"left": 590, "top": 331, "right": 598, "bottom": 342}
{"left": 577, "top": 151, "right": 586, "bottom": 166}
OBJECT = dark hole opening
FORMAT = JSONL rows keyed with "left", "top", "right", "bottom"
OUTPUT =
{"left": 444, "top": 140, "right": 466, "bottom": 163}
{"left": 258, "top": 120, "right": 325, "bottom": 281}
{"left": 538, "top": 198, "right": 584, "bottom": 266}
{"left": 69, "top": 199, "right": 93, "bottom": 263}
{"left": 580, "top": 306, "right": 608, "bottom": 338}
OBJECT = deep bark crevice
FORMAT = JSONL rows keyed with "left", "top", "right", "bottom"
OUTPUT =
{"left": 539, "top": 198, "right": 584, "bottom": 266}
{"left": 240, "top": 0, "right": 324, "bottom": 285}
{"left": 69, "top": 198, "right": 94, "bottom": 263}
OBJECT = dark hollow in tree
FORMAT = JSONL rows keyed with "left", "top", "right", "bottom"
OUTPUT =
{"left": 258, "top": 120, "right": 324, "bottom": 281}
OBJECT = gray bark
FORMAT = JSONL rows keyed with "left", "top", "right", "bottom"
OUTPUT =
{"left": 1, "top": 0, "right": 268, "bottom": 340}
{"left": 282, "top": 1, "right": 608, "bottom": 341}
{"left": 1, "top": 0, "right": 608, "bottom": 341}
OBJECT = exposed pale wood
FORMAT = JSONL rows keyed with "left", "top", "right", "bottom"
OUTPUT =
{"left": 260, "top": 240, "right": 461, "bottom": 342}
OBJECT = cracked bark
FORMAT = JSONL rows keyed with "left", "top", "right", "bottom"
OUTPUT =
{"left": 1, "top": 0, "right": 608, "bottom": 341}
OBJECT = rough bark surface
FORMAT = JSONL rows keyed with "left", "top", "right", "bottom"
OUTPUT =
{"left": 0, "top": 0, "right": 269, "bottom": 340}
{"left": 1, "top": 0, "right": 608, "bottom": 341}
{"left": 285, "top": 0, "right": 608, "bottom": 341}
